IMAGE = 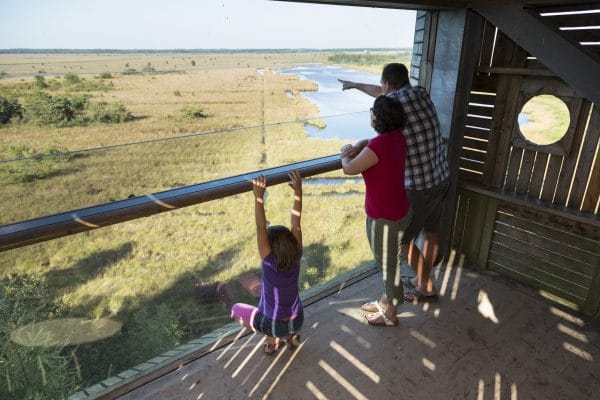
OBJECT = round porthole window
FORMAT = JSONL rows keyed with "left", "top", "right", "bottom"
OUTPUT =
{"left": 517, "top": 95, "right": 570, "bottom": 145}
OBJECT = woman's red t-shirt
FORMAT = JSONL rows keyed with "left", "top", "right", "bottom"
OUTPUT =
{"left": 362, "top": 131, "right": 410, "bottom": 220}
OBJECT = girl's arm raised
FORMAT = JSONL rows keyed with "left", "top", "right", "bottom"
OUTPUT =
{"left": 252, "top": 175, "right": 271, "bottom": 259}
{"left": 288, "top": 171, "right": 303, "bottom": 249}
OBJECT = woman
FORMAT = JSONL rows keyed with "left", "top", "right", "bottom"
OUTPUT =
{"left": 341, "top": 95, "right": 411, "bottom": 326}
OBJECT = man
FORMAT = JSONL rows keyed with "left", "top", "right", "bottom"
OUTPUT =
{"left": 338, "top": 63, "right": 450, "bottom": 301}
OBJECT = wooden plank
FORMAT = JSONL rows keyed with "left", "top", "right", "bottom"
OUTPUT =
{"left": 476, "top": 5, "right": 600, "bottom": 106}
{"left": 479, "top": 20, "right": 497, "bottom": 67}
{"left": 504, "top": 147, "right": 523, "bottom": 191}
{"left": 528, "top": 152, "right": 549, "bottom": 198}
{"left": 541, "top": 14, "right": 600, "bottom": 28}
{"left": 452, "top": 192, "right": 470, "bottom": 252}
{"left": 467, "top": 104, "right": 495, "bottom": 118}
{"left": 516, "top": 149, "right": 536, "bottom": 195}
{"left": 554, "top": 100, "right": 592, "bottom": 206}
{"left": 466, "top": 115, "right": 492, "bottom": 130}
{"left": 459, "top": 182, "right": 600, "bottom": 229}
{"left": 464, "top": 126, "right": 490, "bottom": 141}
{"left": 540, "top": 154, "right": 563, "bottom": 202}
{"left": 415, "top": 14, "right": 426, "bottom": 31}
{"left": 499, "top": 202, "right": 600, "bottom": 243}
{"left": 493, "top": 219, "right": 597, "bottom": 276}
{"left": 489, "top": 240, "right": 591, "bottom": 294}
{"left": 463, "top": 137, "right": 489, "bottom": 151}
{"left": 462, "top": 192, "right": 489, "bottom": 263}
{"left": 581, "top": 151, "right": 600, "bottom": 213}
{"left": 569, "top": 106, "right": 600, "bottom": 209}
{"left": 460, "top": 157, "right": 485, "bottom": 173}
{"left": 475, "top": 66, "right": 555, "bottom": 77}
{"left": 472, "top": 73, "right": 499, "bottom": 92}
{"left": 491, "top": 231, "right": 594, "bottom": 283}
{"left": 491, "top": 30, "right": 517, "bottom": 68}
{"left": 469, "top": 92, "right": 496, "bottom": 104}
{"left": 461, "top": 148, "right": 487, "bottom": 163}
{"left": 488, "top": 250, "right": 587, "bottom": 303}
{"left": 582, "top": 261, "right": 600, "bottom": 317}
{"left": 488, "top": 75, "right": 523, "bottom": 188}
{"left": 476, "top": 197, "right": 499, "bottom": 269}
{"left": 561, "top": 30, "right": 600, "bottom": 44}
{"left": 459, "top": 169, "right": 483, "bottom": 183}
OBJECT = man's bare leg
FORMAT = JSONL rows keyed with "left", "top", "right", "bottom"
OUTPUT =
{"left": 402, "top": 232, "right": 439, "bottom": 294}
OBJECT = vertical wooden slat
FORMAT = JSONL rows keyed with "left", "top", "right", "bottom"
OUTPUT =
{"left": 504, "top": 147, "right": 523, "bottom": 191}
{"left": 478, "top": 21, "right": 496, "bottom": 68}
{"left": 452, "top": 193, "right": 469, "bottom": 254}
{"left": 516, "top": 149, "right": 536, "bottom": 195}
{"left": 554, "top": 100, "right": 592, "bottom": 206}
{"left": 486, "top": 75, "right": 523, "bottom": 187}
{"left": 476, "top": 197, "right": 499, "bottom": 269}
{"left": 540, "top": 155, "right": 563, "bottom": 202}
{"left": 582, "top": 154, "right": 600, "bottom": 213}
{"left": 528, "top": 152, "right": 549, "bottom": 198}
{"left": 569, "top": 106, "right": 600, "bottom": 210}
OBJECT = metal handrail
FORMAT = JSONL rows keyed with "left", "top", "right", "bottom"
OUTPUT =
{"left": 0, "top": 154, "right": 342, "bottom": 252}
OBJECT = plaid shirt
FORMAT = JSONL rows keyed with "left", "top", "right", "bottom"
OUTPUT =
{"left": 388, "top": 85, "right": 450, "bottom": 190}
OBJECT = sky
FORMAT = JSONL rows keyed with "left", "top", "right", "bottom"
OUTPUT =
{"left": 0, "top": 0, "right": 416, "bottom": 49}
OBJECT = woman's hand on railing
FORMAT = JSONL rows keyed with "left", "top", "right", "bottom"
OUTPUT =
{"left": 252, "top": 175, "right": 267, "bottom": 202}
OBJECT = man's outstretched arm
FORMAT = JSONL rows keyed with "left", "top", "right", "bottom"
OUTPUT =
{"left": 338, "top": 79, "right": 382, "bottom": 98}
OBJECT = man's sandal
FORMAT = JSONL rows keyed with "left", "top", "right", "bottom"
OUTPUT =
{"left": 364, "top": 302, "right": 399, "bottom": 326}
{"left": 403, "top": 290, "right": 438, "bottom": 303}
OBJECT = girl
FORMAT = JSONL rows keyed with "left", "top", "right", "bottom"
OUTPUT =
{"left": 341, "top": 95, "right": 411, "bottom": 326}
{"left": 230, "top": 171, "right": 303, "bottom": 354}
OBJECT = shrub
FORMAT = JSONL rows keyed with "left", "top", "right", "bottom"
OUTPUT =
{"left": 0, "top": 96, "right": 23, "bottom": 124}
{"left": 0, "top": 145, "right": 72, "bottom": 185}
{"left": 124, "top": 304, "right": 185, "bottom": 365}
{"left": 174, "top": 90, "right": 181, "bottom": 97}
{"left": 63, "top": 73, "right": 80, "bottom": 85}
{"left": 25, "top": 92, "right": 87, "bottom": 127}
{"left": 0, "top": 71, "right": 7, "bottom": 79}
{"left": 98, "top": 72, "right": 112, "bottom": 79}
{"left": 0, "top": 274, "right": 79, "bottom": 400}
{"left": 182, "top": 105, "right": 208, "bottom": 119}
{"left": 34, "top": 75, "right": 47, "bottom": 89}
{"left": 191, "top": 60, "right": 196, "bottom": 66}
{"left": 89, "top": 101, "right": 133, "bottom": 123}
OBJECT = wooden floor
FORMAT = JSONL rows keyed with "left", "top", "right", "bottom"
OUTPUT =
{"left": 118, "top": 262, "right": 600, "bottom": 400}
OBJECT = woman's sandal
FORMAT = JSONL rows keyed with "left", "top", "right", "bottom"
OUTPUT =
{"left": 364, "top": 302, "right": 399, "bottom": 326}
{"left": 285, "top": 334, "right": 301, "bottom": 350}
{"left": 263, "top": 340, "right": 279, "bottom": 355}
{"left": 361, "top": 300, "right": 381, "bottom": 313}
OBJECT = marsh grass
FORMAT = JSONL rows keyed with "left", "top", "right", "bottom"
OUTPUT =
{"left": 0, "top": 52, "right": 379, "bottom": 391}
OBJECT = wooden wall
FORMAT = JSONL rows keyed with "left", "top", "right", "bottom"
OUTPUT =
{"left": 450, "top": 16, "right": 600, "bottom": 318}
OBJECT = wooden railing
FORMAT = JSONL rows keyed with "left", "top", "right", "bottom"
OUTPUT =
{"left": 0, "top": 155, "right": 341, "bottom": 252}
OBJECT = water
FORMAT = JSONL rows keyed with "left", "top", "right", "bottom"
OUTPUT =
{"left": 276, "top": 65, "right": 381, "bottom": 142}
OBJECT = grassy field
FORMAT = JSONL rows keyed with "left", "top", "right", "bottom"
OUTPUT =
{"left": 0, "top": 51, "right": 406, "bottom": 394}
{"left": 519, "top": 94, "right": 571, "bottom": 145}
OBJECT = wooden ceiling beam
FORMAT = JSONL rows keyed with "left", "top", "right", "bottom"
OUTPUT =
{"left": 475, "top": 5, "right": 600, "bottom": 105}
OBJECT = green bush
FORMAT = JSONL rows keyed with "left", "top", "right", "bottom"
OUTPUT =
{"left": 182, "top": 105, "right": 208, "bottom": 119}
{"left": 25, "top": 92, "right": 87, "bottom": 127}
{"left": 34, "top": 75, "right": 47, "bottom": 89}
{"left": 89, "top": 101, "right": 133, "bottom": 123}
{"left": 0, "top": 145, "right": 72, "bottom": 185}
{"left": 0, "top": 96, "right": 23, "bottom": 124}
{"left": 98, "top": 72, "right": 112, "bottom": 79}
{"left": 63, "top": 73, "right": 80, "bottom": 85}
{"left": 0, "top": 274, "right": 79, "bottom": 400}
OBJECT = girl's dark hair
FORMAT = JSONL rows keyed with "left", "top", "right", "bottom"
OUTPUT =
{"left": 381, "top": 63, "right": 409, "bottom": 89}
{"left": 372, "top": 95, "right": 405, "bottom": 134}
{"left": 267, "top": 225, "right": 301, "bottom": 271}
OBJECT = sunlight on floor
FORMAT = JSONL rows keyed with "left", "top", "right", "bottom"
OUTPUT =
{"left": 477, "top": 289, "right": 500, "bottom": 324}
{"left": 318, "top": 359, "right": 368, "bottom": 400}
{"left": 330, "top": 340, "right": 380, "bottom": 383}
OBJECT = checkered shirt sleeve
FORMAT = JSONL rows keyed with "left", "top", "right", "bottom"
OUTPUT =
{"left": 389, "top": 86, "right": 450, "bottom": 190}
